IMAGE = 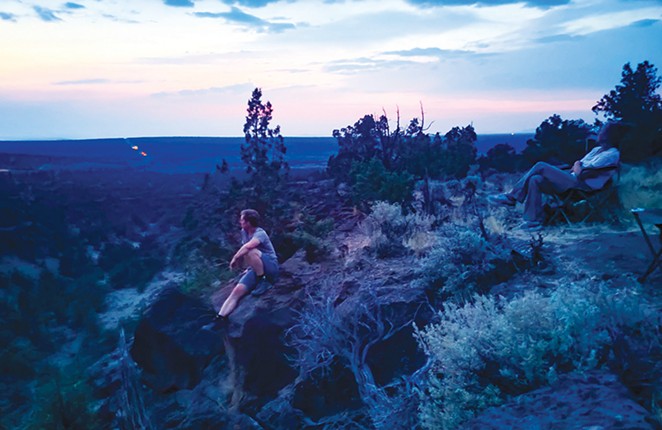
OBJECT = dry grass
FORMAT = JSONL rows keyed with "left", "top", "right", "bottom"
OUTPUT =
{"left": 618, "top": 162, "right": 662, "bottom": 210}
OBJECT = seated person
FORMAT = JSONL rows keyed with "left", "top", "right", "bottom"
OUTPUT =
{"left": 215, "top": 209, "right": 279, "bottom": 320}
{"left": 489, "top": 121, "right": 628, "bottom": 230}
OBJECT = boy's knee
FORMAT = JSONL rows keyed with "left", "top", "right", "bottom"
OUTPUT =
{"left": 246, "top": 249, "right": 261, "bottom": 260}
{"left": 232, "top": 284, "right": 248, "bottom": 297}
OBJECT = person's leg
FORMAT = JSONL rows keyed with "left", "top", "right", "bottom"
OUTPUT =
{"left": 218, "top": 267, "right": 257, "bottom": 317}
{"left": 219, "top": 283, "right": 249, "bottom": 317}
{"left": 522, "top": 175, "right": 545, "bottom": 222}
{"left": 535, "top": 164, "right": 582, "bottom": 194}
{"left": 244, "top": 249, "right": 264, "bottom": 277}
{"left": 509, "top": 162, "right": 554, "bottom": 202}
{"left": 522, "top": 168, "right": 582, "bottom": 222}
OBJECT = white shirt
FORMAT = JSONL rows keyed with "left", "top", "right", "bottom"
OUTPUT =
{"left": 579, "top": 147, "right": 620, "bottom": 169}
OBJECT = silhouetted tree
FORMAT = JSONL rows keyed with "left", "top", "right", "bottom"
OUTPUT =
{"left": 398, "top": 119, "right": 443, "bottom": 179}
{"left": 479, "top": 143, "right": 523, "bottom": 174}
{"left": 328, "top": 111, "right": 416, "bottom": 207}
{"left": 438, "top": 125, "right": 478, "bottom": 178}
{"left": 522, "top": 115, "right": 592, "bottom": 167}
{"left": 329, "top": 112, "right": 402, "bottom": 182}
{"left": 242, "top": 88, "right": 288, "bottom": 184}
{"left": 593, "top": 61, "right": 662, "bottom": 161}
{"left": 329, "top": 112, "right": 480, "bottom": 207}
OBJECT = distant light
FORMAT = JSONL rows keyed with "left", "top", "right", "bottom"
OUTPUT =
{"left": 140, "top": 151, "right": 147, "bottom": 156}
{"left": 132, "top": 145, "right": 139, "bottom": 150}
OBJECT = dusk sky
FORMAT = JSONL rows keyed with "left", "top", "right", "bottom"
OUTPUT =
{"left": 1, "top": 0, "right": 661, "bottom": 139}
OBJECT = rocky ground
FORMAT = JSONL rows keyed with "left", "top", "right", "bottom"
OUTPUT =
{"left": 116, "top": 201, "right": 660, "bottom": 428}
{"left": 1, "top": 152, "right": 660, "bottom": 429}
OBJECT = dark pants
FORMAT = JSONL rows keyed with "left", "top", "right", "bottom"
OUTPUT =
{"left": 507, "top": 162, "right": 586, "bottom": 222}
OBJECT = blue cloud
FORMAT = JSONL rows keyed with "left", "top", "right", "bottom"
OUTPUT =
{"left": 34, "top": 6, "right": 61, "bottom": 22}
{"left": 54, "top": 79, "right": 111, "bottom": 85}
{"left": 384, "top": 47, "right": 481, "bottom": 58}
{"left": 326, "top": 47, "right": 491, "bottom": 75}
{"left": 152, "top": 83, "right": 255, "bottom": 97}
{"left": 629, "top": 19, "right": 660, "bottom": 28}
{"left": 164, "top": 0, "right": 195, "bottom": 7}
{"left": 220, "top": 0, "right": 279, "bottom": 7}
{"left": 0, "top": 12, "right": 16, "bottom": 21}
{"left": 194, "top": 7, "right": 295, "bottom": 32}
{"left": 324, "top": 57, "right": 417, "bottom": 74}
{"left": 535, "top": 34, "right": 585, "bottom": 44}
{"left": 406, "top": 0, "right": 570, "bottom": 8}
{"left": 64, "top": 2, "right": 85, "bottom": 9}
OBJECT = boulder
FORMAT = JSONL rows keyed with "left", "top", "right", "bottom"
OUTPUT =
{"left": 209, "top": 255, "right": 307, "bottom": 407}
{"left": 465, "top": 371, "right": 655, "bottom": 429}
{"left": 292, "top": 357, "right": 363, "bottom": 420}
{"left": 270, "top": 267, "right": 434, "bottom": 424}
{"left": 130, "top": 287, "right": 224, "bottom": 393}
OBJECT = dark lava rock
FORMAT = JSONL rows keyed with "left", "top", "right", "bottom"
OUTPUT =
{"left": 292, "top": 357, "right": 363, "bottom": 420}
{"left": 367, "top": 323, "right": 426, "bottom": 386}
{"left": 465, "top": 370, "right": 655, "bottom": 429}
{"left": 209, "top": 255, "right": 307, "bottom": 408}
{"left": 131, "top": 287, "right": 224, "bottom": 393}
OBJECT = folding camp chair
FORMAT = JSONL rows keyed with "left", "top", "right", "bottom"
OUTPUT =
{"left": 546, "top": 165, "right": 620, "bottom": 226}
{"left": 631, "top": 208, "right": 662, "bottom": 283}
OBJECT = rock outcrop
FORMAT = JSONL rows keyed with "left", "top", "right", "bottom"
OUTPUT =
{"left": 465, "top": 371, "right": 655, "bottom": 429}
{"left": 130, "top": 288, "right": 224, "bottom": 393}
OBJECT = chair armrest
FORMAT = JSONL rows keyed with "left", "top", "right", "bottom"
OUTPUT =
{"left": 578, "top": 165, "right": 618, "bottom": 180}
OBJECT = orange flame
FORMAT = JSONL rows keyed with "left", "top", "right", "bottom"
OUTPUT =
{"left": 132, "top": 145, "right": 139, "bottom": 150}
{"left": 140, "top": 151, "right": 147, "bottom": 157}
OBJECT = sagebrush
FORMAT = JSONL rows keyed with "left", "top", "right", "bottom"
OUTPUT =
{"left": 416, "top": 283, "right": 654, "bottom": 430}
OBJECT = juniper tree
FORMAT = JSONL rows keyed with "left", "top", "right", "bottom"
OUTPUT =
{"left": 593, "top": 61, "right": 662, "bottom": 161}
{"left": 241, "top": 88, "right": 288, "bottom": 188}
{"left": 522, "top": 115, "right": 592, "bottom": 167}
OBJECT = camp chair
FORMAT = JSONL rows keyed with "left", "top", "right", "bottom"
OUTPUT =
{"left": 631, "top": 208, "right": 662, "bottom": 283}
{"left": 546, "top": 165, "right": 620, "bottom": 226}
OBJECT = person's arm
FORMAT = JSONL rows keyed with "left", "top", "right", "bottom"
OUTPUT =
{"left": 580, "top": 148, "right": 620, "bottom": 170}
{"left": 230, "top": 237, "right": 261, "bottom": 269}
{"left": 571, "top": 160, "right": 583, "bottom": 176}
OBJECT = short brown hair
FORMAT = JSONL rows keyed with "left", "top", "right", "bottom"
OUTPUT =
{"left": 240, "top": 209, "right": 260, "bottom": 227}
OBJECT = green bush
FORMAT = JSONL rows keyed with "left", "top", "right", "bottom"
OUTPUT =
{"left": 361, "top": 201, "right": 436, "bottom": 258}
{"left": 24, "top": 364, "right": 102, "bottom": 430}
{"left": 416, "top": 284, "right": 652, "bottom": 430}
{"left": 293, "top": 213, "right": 334, "bottom": 263}
{"left": 417, "top": 226, "right": 509, "bottom": 299}
{"left": 349, "top": 159, "right": 414, "bottom": 208}
{"left": 438, "top": 135, "right": 478, "bottom": 179}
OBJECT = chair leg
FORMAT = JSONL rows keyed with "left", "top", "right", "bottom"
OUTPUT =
{"left": 546, "top": 193, "right": 572, "bottom": 226}
{"left": 579, "top": 199, "right": 599, "bottom": 224}
{"left": 638, "top": 249, "right": 662, "bottom": 283}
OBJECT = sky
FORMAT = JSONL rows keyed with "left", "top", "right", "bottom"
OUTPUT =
{"left": 1, "top": 0, "right": 661, "bottom": 139}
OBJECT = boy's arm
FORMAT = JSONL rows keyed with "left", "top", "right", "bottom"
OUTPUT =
{"left": 230, "top": 237, "right": 261, "bottom": 269}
